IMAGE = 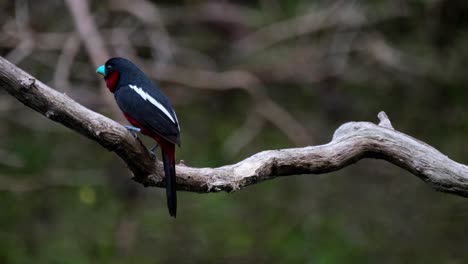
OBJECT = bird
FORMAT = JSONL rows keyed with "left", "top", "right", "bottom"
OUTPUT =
{"left": 96, "top": 57, "right": 180, "bottom": 217}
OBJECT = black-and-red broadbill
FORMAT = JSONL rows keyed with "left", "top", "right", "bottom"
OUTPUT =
{"left": 96, "top": 57, "right": 180, "bottom": 217}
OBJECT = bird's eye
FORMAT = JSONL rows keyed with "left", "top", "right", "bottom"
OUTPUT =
{"left": 105, "top": 65, "right": 113, "bottom": 76}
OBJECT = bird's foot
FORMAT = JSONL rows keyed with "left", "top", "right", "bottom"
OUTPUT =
{"left": 149, "top": 144, "right": 159, "bottom": 153}
{"left": 148, "top": 144, "right": 159, "bottom": 160}
{"left": 149, "top": 151, "right": 157, "bottom": 160}
{"left": 124, "top": 125, "right": 141, "bottom": 132}
{"left": 124, "top": 125, "right": 141, "bottom": 139}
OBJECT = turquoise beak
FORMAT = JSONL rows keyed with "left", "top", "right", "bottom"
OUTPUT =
{"left": 96, "top": 65, "right": 106, "bottom": 77}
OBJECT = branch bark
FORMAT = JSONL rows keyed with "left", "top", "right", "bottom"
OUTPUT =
{"left": 1, "top": 56, "right": 468, "bottom": 196}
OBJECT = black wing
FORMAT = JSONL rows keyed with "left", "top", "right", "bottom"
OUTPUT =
{"left": 115, "top": 84, "right": 181, "bottom": 146}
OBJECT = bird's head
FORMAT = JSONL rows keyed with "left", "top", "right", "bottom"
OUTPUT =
{"left": 96, "top": 57, "right": 142, "bottom": 93}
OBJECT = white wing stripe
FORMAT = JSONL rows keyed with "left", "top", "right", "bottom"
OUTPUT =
{"left": 128, "top": 84, "right": 176, "bottom": 124}
{"left": 172, "top": 110, "right": 181, "bottom": 131}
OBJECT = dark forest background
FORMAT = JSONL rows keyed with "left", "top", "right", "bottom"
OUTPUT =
{"left": 1, "top": 0, "right": 468, "bottom": 263}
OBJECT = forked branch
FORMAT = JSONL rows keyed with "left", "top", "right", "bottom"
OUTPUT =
{"left": 1, "top": 56, "right": 468, "bottom": 196}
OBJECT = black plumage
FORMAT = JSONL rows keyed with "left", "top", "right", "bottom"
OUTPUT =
{"left": 97, "top": 57, "right": 180, "bottom": 217}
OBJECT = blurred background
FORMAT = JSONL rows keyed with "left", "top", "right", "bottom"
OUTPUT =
{"left": 1, "top": 0, "right": 468, "bottom": 263}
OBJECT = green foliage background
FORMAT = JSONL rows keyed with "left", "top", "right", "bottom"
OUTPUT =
{"left": 1, "top": 0, "right": 468, "bottom": 263}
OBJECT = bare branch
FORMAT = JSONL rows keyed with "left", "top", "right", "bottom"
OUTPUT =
{"left": 0, "top": 56, "right": 157, "bottom": 182}
{"left": 111, "top": 0, "right": 174, "bottom": 69}
{"left": 377, "top": 111, "right": 394, "bottom": 129}
{"left": 232, "top": 2, "right": 354, "bottom": 57}
{"left": 64, "top": 0, "right": 118, "bottom": 114}
{"left": 223, "top": 113, "right": 265, "bottom": 156}
{"left": 53, "top": 34, "right": 80, "bottom": 92}
{"left": 157, "top": 65, "right": 313, "bottom": 146}
{"left": 6, "top": 1, "right": 33, "bottom": 64}
{"left": 64, "top": 0, "right": 109, "bottom": 66}
{"left": 1, "top": 56, "right": 468, "bottom": 197}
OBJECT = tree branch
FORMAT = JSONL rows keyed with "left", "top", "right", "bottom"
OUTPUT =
{"left": 1, "top": 56, "right": 468, "bottom": 196}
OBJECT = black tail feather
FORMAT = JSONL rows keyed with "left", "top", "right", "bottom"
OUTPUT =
{"left": 162, "top": 148, "right": 177, "bottom": 217}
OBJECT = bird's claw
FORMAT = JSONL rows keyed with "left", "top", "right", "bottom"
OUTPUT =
{"left": 124, "top": 125, "right": 141, "bottom": 139}
{"left": 149, "top": 150, "right": 157, "bottom": 160}
{"left": 124, "top": 125, "right": 141, "bottom": 132}
{"left": 148, "top": 144, "right": 159, "bottom": 160}
{"left": 149, "top": 144, "right": 159, "bottom": 152}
